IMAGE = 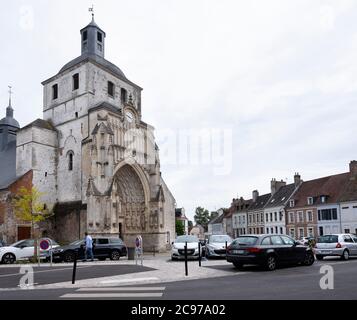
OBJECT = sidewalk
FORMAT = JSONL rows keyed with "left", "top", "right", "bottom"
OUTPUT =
{"left": 7, "top": 255, "right": 246, "bottom": 290}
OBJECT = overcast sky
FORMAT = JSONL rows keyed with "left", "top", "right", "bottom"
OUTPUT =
{"left": 1, "top": 0, "right": 357, "bottom": 221}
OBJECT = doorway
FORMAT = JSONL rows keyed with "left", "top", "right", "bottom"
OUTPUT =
{"left": 17, "top": 226, "right": 31, "bottom": 241}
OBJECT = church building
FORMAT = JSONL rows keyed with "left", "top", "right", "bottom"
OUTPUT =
{"left": 0, "top": 17, "right": 176, "bottom": 251}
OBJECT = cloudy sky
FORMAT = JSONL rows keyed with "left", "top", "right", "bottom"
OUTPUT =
{"left": 1, "top": 0, "right": 357, "bottom": 221}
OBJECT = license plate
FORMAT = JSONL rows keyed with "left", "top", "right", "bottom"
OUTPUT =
{"left": 233, "top": 250, "right": 245, "bottom": 255}
{"left": 323, "top": 251, "right": 332, "bottom": 254}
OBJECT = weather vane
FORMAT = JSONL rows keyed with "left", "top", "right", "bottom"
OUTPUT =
{"left": 89, "top": 5, "right": 94, "bottom": 19}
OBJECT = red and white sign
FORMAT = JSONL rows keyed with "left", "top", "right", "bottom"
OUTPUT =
{"left": 39, "top": 239, "right": 51, "bottom": 251}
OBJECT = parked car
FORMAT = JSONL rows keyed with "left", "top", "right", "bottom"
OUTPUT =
{"left": 315, "top": 234, "right": 357, "bottom": 261}
{"left": 226, "top": 234, "right": 315, "bottom": 271}
{"left": 0, "top": 238, "right": 59, "bottom": 264}
{"left": 171, "top": 235, "right": 201, "bottom": 260}
{"left": 51, "top": 237, "right": 127, "bottom": 263}
{"left": 297, "top": 237, "right": 316, "bottom": 247}
{"left": 205, "top": 235, "right": 233, "bottom": 259}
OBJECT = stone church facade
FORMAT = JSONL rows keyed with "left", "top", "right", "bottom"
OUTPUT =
{"left": 3, "top": 18, "right": 176, "bottom": 250}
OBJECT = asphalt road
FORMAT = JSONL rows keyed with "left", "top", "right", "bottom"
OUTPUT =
{"left": 0, "top": 258, "right": 356, "bottom": 300}
{"left": 0, "top": 264, "right": 155, "bottom": 288}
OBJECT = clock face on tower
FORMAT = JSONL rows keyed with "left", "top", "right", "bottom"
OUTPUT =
{"left": 125, "top": 110, "right": 134, "bottom": 123}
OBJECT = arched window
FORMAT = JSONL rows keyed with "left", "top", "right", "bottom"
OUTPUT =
{"left": 68, "top": 151, "right": 74, "bottom": 171}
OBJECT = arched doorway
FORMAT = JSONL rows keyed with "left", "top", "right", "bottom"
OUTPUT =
{"left": 113, "top": 164, "right": 149, "bottom": 240}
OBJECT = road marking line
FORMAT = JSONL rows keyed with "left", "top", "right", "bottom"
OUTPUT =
{"left": 60, "top": 293, "right": 163, "bottom": 299}
{"left": 0, "top": 266, "right": 91, "bottom": 278}
{"left": 76, "top": 287, "right": 166, "bottom": 292}
{"left": 100, "top": 277, "right": 159, "bottom": 284}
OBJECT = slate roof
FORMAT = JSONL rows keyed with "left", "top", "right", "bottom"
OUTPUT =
{"left": 265, "top": 183, "right": 297, "bottom": 209}
{"left": 21, "top": 119, "right": 56, "bottom": 131}
{"left": 0, "top": 140, "right": 17, "bottom": 189}
{"left": 338, "top": 175, "right": 357, "bottom": 202}
{"left": 290, "top": 173, "right": 349, "bottom": 208}
{"left": 248, "top": 193, "right": 272, "bottom": 211}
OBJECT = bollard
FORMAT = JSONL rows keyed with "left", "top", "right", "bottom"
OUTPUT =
{"left": 185, "top": 242, "right": 188, "bottom": 277}
{"left": 72, "top": 250, "right": 78, "bottom": 284}
{"left": 198, "top": 242, "right": 202, "bottom": 267}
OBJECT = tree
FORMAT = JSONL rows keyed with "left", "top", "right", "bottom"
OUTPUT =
{"left": 12, "top": 186, "right": 50, "bottom": 259}
{"left": 194, "top": 207, "right": 210, "bottom": 230}
{"left": 176, "top": 220, "right": 185, "bottom": 236}
{"left": 210, "top": 211, "right": 219, "bottom": 222}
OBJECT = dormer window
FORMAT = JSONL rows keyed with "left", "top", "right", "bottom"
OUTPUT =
{"left": 52, "top": 84, "right": 58, "bottom": 100}
{"left": 307, "top": 197, "right": 314, "bottom": 205}
{"left": 73, "top": 73, "right": 79, "bottom": 91}
{"left": 321, "top": 196, "right": 326, "bottom": 203}
{"left": 289, "top": 200, "right": 295, "bottom": 208}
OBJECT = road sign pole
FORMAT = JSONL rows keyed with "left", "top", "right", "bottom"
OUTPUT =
{"left": 198, "top": 242, "right": 202, "bottom": 267}
{"left": 185, "top": 242, "right": 188, "bottom": 276}
{"left": 72, "top": 250, "right": 78, "bottom": 284}
{"left": 50, "top": 240, "right": 53, "bottom": 267}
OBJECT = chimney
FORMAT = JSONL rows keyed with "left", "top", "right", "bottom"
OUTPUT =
{"left": 252, "top": 190, "right": 259, "bottom": 202}
{"left": 271, "top": 179, "right": 286, "bottom": 195}
{"left": 349, "top": 161, "right": 357, "bottom": 177}
{"left": 294, "top": 173, "right": 301, "bottom": 187}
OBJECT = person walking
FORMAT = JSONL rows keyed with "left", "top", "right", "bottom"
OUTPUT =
{"left": 83, "top": 232, "right": 94, "bottom": 262}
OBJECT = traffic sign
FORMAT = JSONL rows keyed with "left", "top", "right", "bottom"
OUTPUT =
{"left": 40, "top": 239, "right": 50, "bottom": 251}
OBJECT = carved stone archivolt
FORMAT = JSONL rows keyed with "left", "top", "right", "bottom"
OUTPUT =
{"left": 114, "top": 164, "right": 147, "bottom": 233}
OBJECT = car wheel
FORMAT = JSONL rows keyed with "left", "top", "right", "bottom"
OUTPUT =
{"left": 1, "top": 253, "right": 16, "bottom": 264}
{"left": 303, "top": 252, "right": 315, "bottom": 266}
{"left": 265, "top": 255, "right": 277, "bottom": 271}
{"left": 341, "top": 250, "right": 349, "bottom": 261}
{"left": 64, "top": 252, "right": 75, "bottom": 263}
{"left": 110, "top": 250, "right": 120, "bottom": 261}
{"left": 316, "top": 255, "right": 324, "bottom": 261}
{"left": 233, "top": 262, "right": 244, "bottom": 270}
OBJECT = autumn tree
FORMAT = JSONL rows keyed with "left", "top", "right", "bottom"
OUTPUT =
{"left": 12, "top": 186, "right": 51, "bottom": 258}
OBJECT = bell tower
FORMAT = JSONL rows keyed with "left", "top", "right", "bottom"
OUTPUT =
{"left": 80, "top": 13, "right": 106, "bottom": 58}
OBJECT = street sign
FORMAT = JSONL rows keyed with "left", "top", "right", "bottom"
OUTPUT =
{"left": 40, "top": 239, "right": 50, "bottom": 251}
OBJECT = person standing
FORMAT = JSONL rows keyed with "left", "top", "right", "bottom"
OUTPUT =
{"left": 84, "top": 232, "right": 94, "bottom": 262}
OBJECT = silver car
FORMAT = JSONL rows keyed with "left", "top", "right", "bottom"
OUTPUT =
{"left": 315, "top": 234, "right": 357, "bottom": 261}
{"left": 205, "top": 235, "right": 233, "bottom": 259}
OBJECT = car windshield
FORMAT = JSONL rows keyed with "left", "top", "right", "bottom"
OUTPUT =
{"left": 235, "top": 237, "right": 258, "bottom": 246}
{"left": 318, "top": 235, "right": 339, "bottom": 243}
{"left": 69, "top": 240, "right": 84, "bottom": 246}
{"left": 209, "top": 235, "right": 232, "bottom": 243}
{"left": 175, "top": 236, "right": 199, "bottom": 243}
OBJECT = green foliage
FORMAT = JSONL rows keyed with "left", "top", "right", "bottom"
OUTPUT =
{"left": 194, "top": 207, "right": 210, "bottom": 230}
{"left": 176, "top": 220, "right": 185, "bottom": 236}
{"left": 210, "top": 211, "right": 219, "bottom": 221}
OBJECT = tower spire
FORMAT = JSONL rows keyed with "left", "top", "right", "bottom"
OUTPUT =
{"left": 6, "top": 86, "right": 14, "bottom": 118}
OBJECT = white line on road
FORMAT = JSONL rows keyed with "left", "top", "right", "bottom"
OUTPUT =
{"left": 76, "top": 287, "right": 166, "bottom": 292}
{"left": 100, "top": 277, "right": 160, "bottom": 284}
{"left": 0, "top": 266, "right": 91, "bottom": 278}
{"left": 60, "top": 293, "right": 164, "bottom": 299}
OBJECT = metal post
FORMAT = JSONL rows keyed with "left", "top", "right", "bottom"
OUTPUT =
{"left": 198, "top": 242, "right": 202, "bottom": 267}
{"left": 50, "top": 240, "right": 53, "bottom": 267}
{"left": 185, "top": 242, "right": 188, "bottom": 276}
{"left": 72, "top": 250, "right": 78, "bottom": 284}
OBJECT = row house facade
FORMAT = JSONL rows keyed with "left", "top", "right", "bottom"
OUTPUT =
{"left": 264, "top": 176, "right": 301, "bottom": 236}
{"left": 338, "top": 161, "right": 357, "bottom": 235}
{"left": 232, "top": 198, "right": 251, "bottom": 238}
{"left": 247, "top": 191, "right": 271, "bottom": 235}
{"left": 220, "top": 161, "right": 357, "bottom": 240}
